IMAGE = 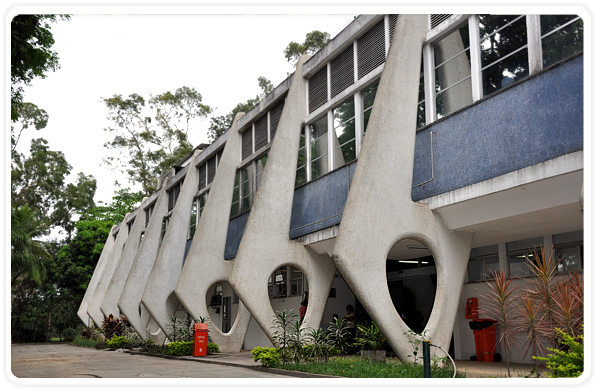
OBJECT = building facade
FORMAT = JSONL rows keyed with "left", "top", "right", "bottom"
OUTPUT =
{"left": 78, "top": 13, "right": 584, "bottom": 363}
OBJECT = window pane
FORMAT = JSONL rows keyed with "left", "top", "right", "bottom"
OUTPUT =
{"left": 230, "top": 172, "right": 240, "bottom": 218}
{"left": 362, "top": 82, "right": 378, "bottom": 135}
{"left": 508, "top": 256, "right": 528, "bottom": 278}
{"left": 333, "top": 99, "right": 356, "bottom": 169}
{"left": 557, "top": 246, "right": 581, "bottom": 272}
{"left": 468, "top": 259, "right": 483, "bottom": 282}
{"left": 310, "top": 116, "right": 328, "bottom": 179}
{"left": 541, "top": 16, "right": 583, "bottom": 68}
{"left": 484, "top": 257, "right": 499, "bottom": 277}
{"left": 480, "top": 15, "right": 528, "bottom": 96}
{"left": 188, "top": 200, "right": 197, "bottom": 239}
{"left": 435, "top": 78, "right": 472, "bottom": 119}
{"left": 241, "top": 166, "right": 252, "bottom": 214}
{"left": 296, "top": 131, "right": 306, "bottom": 187}
{"left": 256, "top": 154, "right": 268, "bottom": 186}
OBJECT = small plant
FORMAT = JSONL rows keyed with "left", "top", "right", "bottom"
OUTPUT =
{"left": 534, "top": 328, "right": 583, "bottom": 378}
{"left": 271, "top": 309, "right": 297, "bottom": 364}
{"left": 289, "top": 320, "right": 309, "bottom": 364}
{"left": 355, "top": 321, "right": 387, "bottom": 351}
{"left": 106, "top": 336, "right": 128, "bottom": 349}
{"left": 306, "top": 327, "right": 330, "bottom": 362}
{"left": 168, "top": 341, "right": 194, "bottom": 356}
{"left": 207, "top": 342, "right": 219, "bottom": 354}
{"left": 252, "top": 346, "right": 282, "bottom": 367}
{"left": 404, "top": 329, "right": 428, "bottom": 363}
{"left": 101, "top": 314, "right": 125, "bottom": 340}
{"left": 80, "top": 327, "right": 93, "bottom": 339}
{"left": 326, "top": 317, "right": 352, "bottom": 354}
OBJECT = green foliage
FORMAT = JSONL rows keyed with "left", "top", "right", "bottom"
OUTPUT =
{"left": 102, "top": 87, "right": 211, "bottom": 195}
{"left": 277, "top": 356, "right": 463, "bottom": 378}
{"left": 271, "top": 309, "right": 297, "bottom": 364}
{"left": 11, "top": 102, "right": 48, "bottom": 152}
{"left": 72, "top": 336, "right": 102, "bottom": 348}
{"left": 403, "top": 329, "right": 428, "bottom": 363}
{"left": 252, "top": 346, "right": 282, "bottom": 368}
{"left": 207, "top": 342, "right": 219, "bottom": 354}
{"left": 168, "top": 341, "right": 194, "bottom": 356}
{"left": 11, "top": 204, "right": 51, "bottom": 285}
{"left": 284, "top": 30, "right": 331, "bottom": 64}
{"left": 207, "top": 77, "right": 274, "bottom": 142}
{"left": 534, "top": 328, "right": 584, "bottom": 378}
{"left": 106, "top": 336, "right": 128, "bottom": 349}
{"left": 11, "top": 14, "right": 70, "bottom": 121}
{"left": 326, "top": 316, "right": 352, "bottom": 354}
{"left": 101, "top": 314, "right": 128, "bottom": 340}
{"left": 164, "top": 311, "right": 208, "bottom": 343}
{"left": 355, "top": 321, "right": 387, "bottom": 351}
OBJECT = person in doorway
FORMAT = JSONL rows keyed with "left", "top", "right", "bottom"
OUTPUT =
{"left": 299, "top": 291, "right": 308, "bottom": 322}
{"left": 343, "top": 304, "right": 356, "bottom": 337}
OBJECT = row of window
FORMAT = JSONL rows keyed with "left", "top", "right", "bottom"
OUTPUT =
{"left": 467, "top": 232, "right": 583, "bottom": 283}
{"left": 268, "top": 266, "right": 305, "bottom": 299}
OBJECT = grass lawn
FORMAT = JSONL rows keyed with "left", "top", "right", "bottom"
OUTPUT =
{"left": 277, "top": 356, "right": 464, "bottom": 378}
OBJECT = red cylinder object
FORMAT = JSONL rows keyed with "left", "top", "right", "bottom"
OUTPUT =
{"left": 472, "top": 322, "right": 497, "bottom": 362}
{"left": 193, "top": 323, "right": 209, "bottom": 357}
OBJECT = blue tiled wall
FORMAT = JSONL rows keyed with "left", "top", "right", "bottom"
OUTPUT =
{"left": 223, "top": 56, "right": 583, "bottom": 255}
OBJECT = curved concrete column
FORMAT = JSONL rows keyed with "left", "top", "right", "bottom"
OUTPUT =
{"left": 332, "top": 15, "right": 473, "bottom": 361}
{"left": 141, "top": 150, "right": 202, "bottom": 337}
{"left": 230, "top": 56, "right": 337, "bottom": 343}
{"left": 77, "top": 227, "right": 116, "bottom": 326}
{"left": 175, "top": 113, "right": 252, "bottom": 352}
{"left": 100, "top": 201, "right": 146, "bottom": 317}
{"left": 118, "top": 181, "right": 171, "bottom": 343}
{"left": 87, "top": 215, "right": 131, "bottom": 326}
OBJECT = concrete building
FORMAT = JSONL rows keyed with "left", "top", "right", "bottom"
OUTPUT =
{"left": 78, "top": 13, "right": 584, "bottom": 364}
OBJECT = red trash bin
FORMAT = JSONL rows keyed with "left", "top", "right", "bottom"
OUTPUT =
{"left": 469, "top": 319, "right": 497, "bottom": 362}
{"left": 193, "top": 323, "right": 209, "bottom": 357}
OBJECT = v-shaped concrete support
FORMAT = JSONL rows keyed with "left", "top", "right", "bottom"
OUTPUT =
{"left": 118, "top": 180, "right": 171, "bottom": 343}
{"left": 77, "top": 225, "right": 116, "bottom": 326}
{"left": 141, "top": 150, "right": 202, "bottom": 338}
{"left": 175, "top": 113, "right": 252, "bottom": 352}
{"left": 230, "top": 56, "right": 336, "bottom": 343}
{"left": 332, "top": 15, "right": 473, "bottom": 360}
{"left": 87, "top": 215, "right": 130, "bottom": 327}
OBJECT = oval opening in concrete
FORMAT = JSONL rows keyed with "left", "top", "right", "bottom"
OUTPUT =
{"left": 205, "top": 281, "right": 238, "bottom": 333}
{"left": 386, "top": 239, "right": 437, "bottom": 333}
{"left": 267, "top": 265, "right": 308, "bottom": 325}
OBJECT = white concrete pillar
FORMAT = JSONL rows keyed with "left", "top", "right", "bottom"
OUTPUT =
{"left": 175, "top": 113, "right": 252, "bottom": 353}
{"left": 77, "top": 226, "right": 117, "bottom": 327}
{"left": 230, "top": 55, "right": 337, "bottom": 344}
{"left": 332, "top": 15, "right": 473, "bottom": 361}
{"left": 141, "top": 150, "right": 202, "bottom": 338}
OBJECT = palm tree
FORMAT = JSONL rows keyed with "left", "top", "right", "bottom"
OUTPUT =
{"left": 11, "top": 204, "right": 51, "bottom": 285}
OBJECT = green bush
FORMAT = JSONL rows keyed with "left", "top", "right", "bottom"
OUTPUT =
{"left": 252, "top": 346, "right": 282, "bottom": 367}
{"left": 207, "top": 342, "right": 219, "bottom": 354}
{"left": 168, "top": 341, "right": 193, "bottom": 356}
{"left": 534, "top": 328, "right": 584, "bottom": 378}
{"left": 72, "top": 336, "right": 101, "bottom": 348}
{"left": 106, "top": 336, "right": 128, "bottom": 349}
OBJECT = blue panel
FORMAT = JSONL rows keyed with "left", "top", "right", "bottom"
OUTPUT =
{"left": 411, "top": 55, "right": 583, "bottom": 201}
{"left": 289, "top": 163, "right": 356, "bottom": 239}
{"left": 183, "top": 238, "right": 192, "bottom": 266}
{"left": 224, "top": 212, "right": 250, "bottom": 260}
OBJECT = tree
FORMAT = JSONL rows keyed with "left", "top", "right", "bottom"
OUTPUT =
{"left": 284, "top": 30, "right": 331, "bottom": 64}
{"left": 102, "top": 86, "right": 212, "bottom": 195}
{"left": 11, "top": 138, "right": 96, "bottom": 238}
{"left": 11, "top": 205, "right": 51, "bottom": 285}
{"left": 11, "top": 14, "right": 69, "bottom": 122}
{"left": 207, "top": 76, "right": 274, "bottom": 142}
{"left": 11, "top": 102, "right": 48, "bottom": 153}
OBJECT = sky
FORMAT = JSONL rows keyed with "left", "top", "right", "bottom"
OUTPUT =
{"left": 9, "top": 6, "right": 356, "bottom": 207}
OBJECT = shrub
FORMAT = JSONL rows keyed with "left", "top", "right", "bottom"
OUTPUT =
{"left": 80, "top": 328, "right": 93, "bottom": 339}
{"left": 355, "top": 321, "right": 387, "bottom": 351}
{"left": 101, "top": 314, "right": 125, "bottom": 340}
{"left": 252, "top": 346, "right": 282, "bottom": 367}
{"left": 168, "top": 341, "right": 193, "bottom": 356}
{"left": 534, "top": 328, "right": 583, "bottom": 378}
{"left": 106, "top": 336, "right": 128, "bottom": 349}
{"left": 207, "top": 342, "right": 219, "bottom": 354}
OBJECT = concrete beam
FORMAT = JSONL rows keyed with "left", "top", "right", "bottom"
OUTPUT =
{"left": 332, "top": 15, "right": 473, "bottom": 361}
{"left": 230, "top": 55, "right": 337, "bottom": 344}
{"left": 175, "top": 112, "right": 252, "bottom": 352}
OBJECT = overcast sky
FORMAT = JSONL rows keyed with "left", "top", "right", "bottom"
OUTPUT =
{"left": 10, "top": 7, "right": 356, "bottom": 206}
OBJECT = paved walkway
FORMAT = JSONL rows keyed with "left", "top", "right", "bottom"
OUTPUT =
{"left": 10, "top": 343, "right": 546, "bottom": 379}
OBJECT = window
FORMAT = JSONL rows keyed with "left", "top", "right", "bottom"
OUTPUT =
{"left": 242, "top": 127, "right": 253, "bottom": 160}
{"left": 255, "top": 154, "right": 268, "bottom": 187}
{"left": 207, "top": 155, "right": 217, "bottom": 185}
{"left": 167, "top": 184, "right": 181, "bottom": 211}
{"left": 362, "top": 82, "right": 378, "bottom": 137}
{"left": 479, "top": 15, "right": 529, "bottom": 96}
{"left": 160, "top": 216, "right": 170, "bottom": 243}
{"left": 145, "top": 204, "right": 154, "bottom": 227}
{"left": 188, "top": 200, "right": 197, "bottom": 239}
{"left": 198, "top": 163, "right": 207, "bottom": 190}
{"left": 332, "top": 98, "right": 356, "bottom": 169}
{"left": 127, "top": 217, "right": 135, "bottom": 234}
{"left": 310, "top": 116, "right": 329, "bottom": 180}
{"left": 254, "top": 115, "right": 268, "bottom": 151}
{"left": 556, "top": 243, "right": 583, "bottom": 272}
{"left": 295, "top": 130, "right": 307, "bottom": 187}
{"left": 468, "top": 255, "right": 499, "bottom": 282}
{"left": 540, "top": 15, "right": 583, "bottom": 68}
{"left": 230, "top": 171, "right": 240, "bottom": 218}
{"left": 433, "top": 22, "right": 472, "bottom": 119}
{"left": 240, "top": 165, "right": 252, "bottom": 214}
{"left": 268, "top": 266, "right": 304, "bottom": 299}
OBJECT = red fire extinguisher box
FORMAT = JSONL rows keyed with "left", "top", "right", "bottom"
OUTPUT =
{"left": 193, "top": 323, "right": 209, "bottom": 357}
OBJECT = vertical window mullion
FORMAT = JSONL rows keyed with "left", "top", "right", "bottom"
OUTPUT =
{"left": 305, "top": 124, "right": 311, "bottom": 182}
{"left": 384, "top": 14, "right": 390, "bottom": 55}
{"left": 327, "top": 62, "right": 332, "bottom": 101}
{"left": 423, "top": 43, "right": 436, "bottom": 124}
{"left": 353, "top": 41, "right": 358, "bottom": 83}
{"left": 469, "top": 15, "right": 483, "bottom": 102}
{"left": 327, "top": 110, "right": 334, "bottom": 172}
{"left": 354, "top": 91, "right": 363, "bottom": 156}
{"left": 267, "top": 111, "right": 271, "bottom": 144}
{"left": 527, "top": 14, "right": 543, "bottom": 75}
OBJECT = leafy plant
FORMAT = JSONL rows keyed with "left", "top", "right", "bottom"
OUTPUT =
{"left": 106, "top": 336, "right": 128, "bottom": 349}
{"left": 305, "top": 327, "right": 330, "bottom": 362}
{"left": 356, "top": 321, "right": 387, "bottom": 351}
{"left": 534, "top": 328, "right": 583, "bottom": 378}
{"left": 101, "top": 314, "right": 125, "bottom": 340}
{"left": 168, "top": 341, "right": 193, "bottom": 356}
{"left": 271, "top": 309, "right": 297, "bottom": 364}
{"left": 207, "top": 342, "right": 219, "bottom": 354}
{"left": 326, "top": 317, "right": 352, "bottom": 354}
{"left": 252, "top": 346, "right": 282, "bottom": 368}
{"left": 404, "top": 329, "right": 428, "bottom": 363}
